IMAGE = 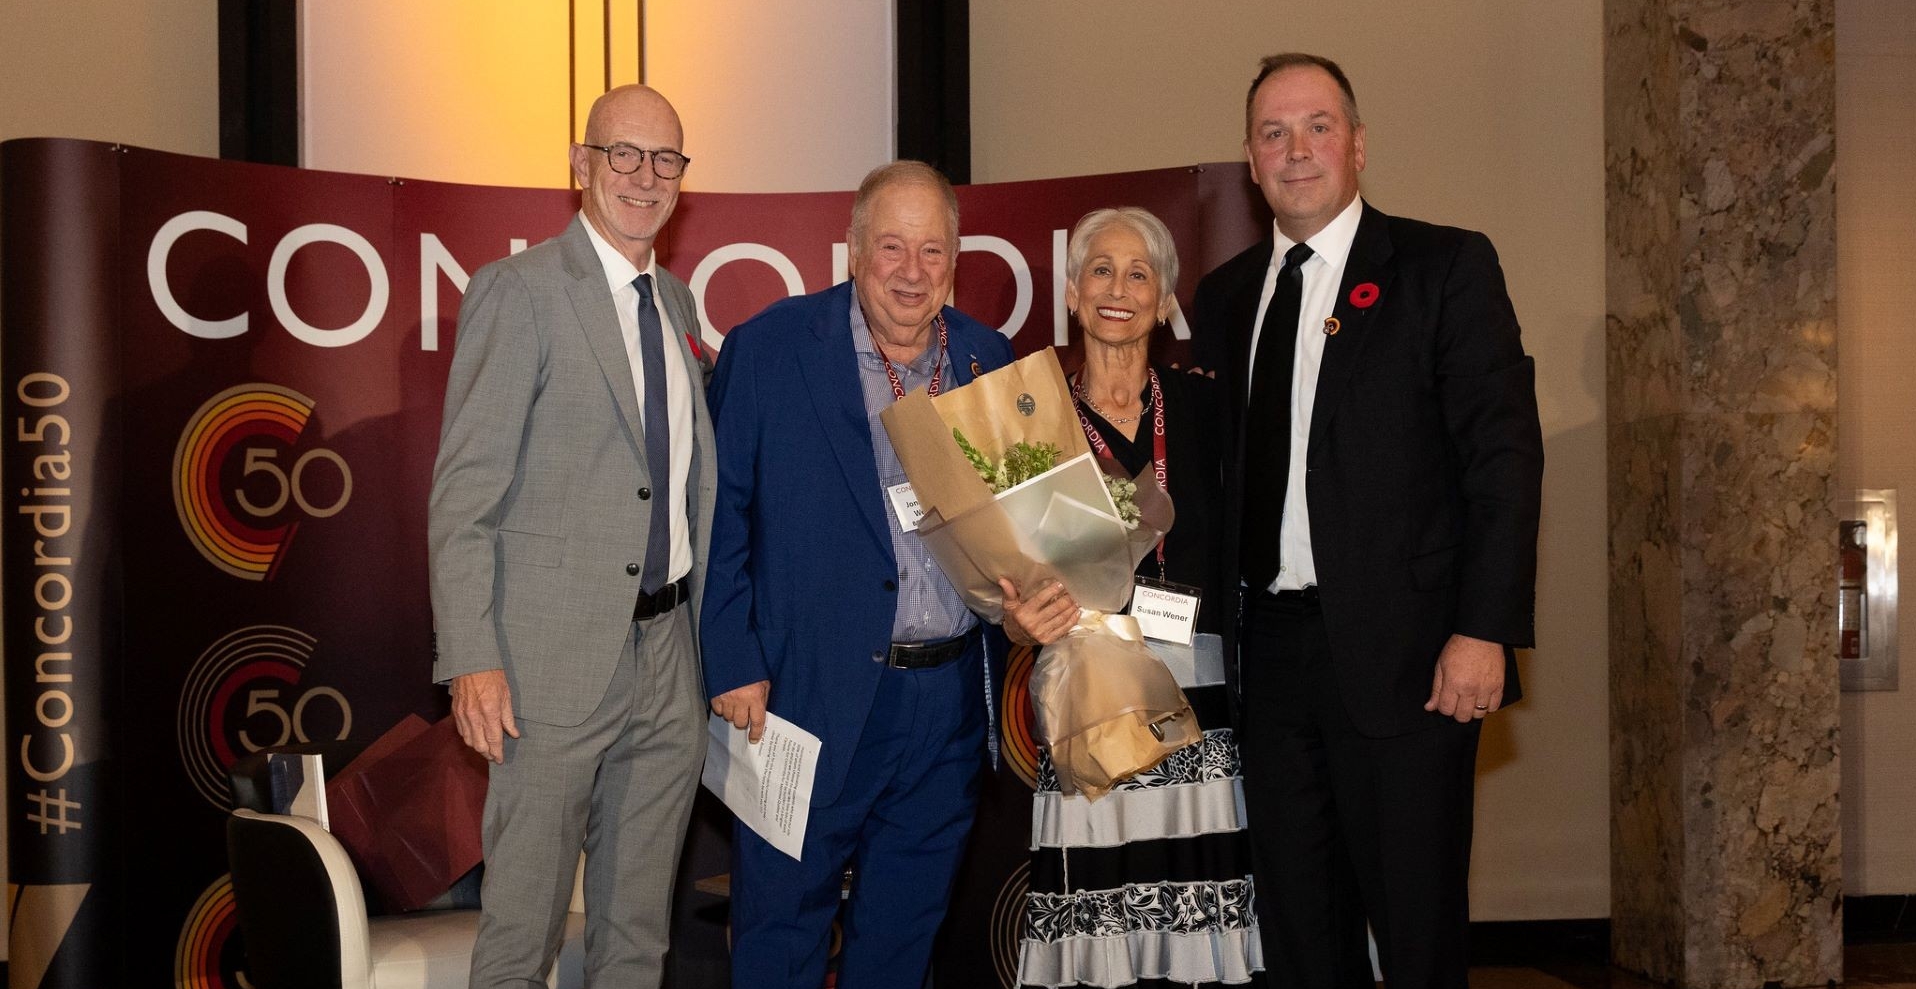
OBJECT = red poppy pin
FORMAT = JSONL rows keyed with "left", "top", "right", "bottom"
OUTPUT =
{"left": 1348, "top": 282, "right": 1381, "bottom": 309}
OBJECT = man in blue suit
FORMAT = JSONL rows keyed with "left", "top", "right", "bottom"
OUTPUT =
{"left": 702, "top": 160, "right": 1074, "bottom": 988}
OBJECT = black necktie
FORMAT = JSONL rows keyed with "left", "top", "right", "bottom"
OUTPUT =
{"left": 1241, "top": 242, "right": 1314, "bottom": 589}
{"left": 634, "top": 274, "right": 673, "bottom": 594}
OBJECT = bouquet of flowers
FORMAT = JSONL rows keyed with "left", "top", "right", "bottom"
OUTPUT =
{"left": 879, "top": 349, "right": 1197, "bottom": 799}
{"left": 952, "top": 433, "right": 1144, "bottom": 529}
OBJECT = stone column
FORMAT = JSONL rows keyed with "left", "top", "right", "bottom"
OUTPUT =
{"left": 1605, "top": 1, "right": 1841, "bottom": 986}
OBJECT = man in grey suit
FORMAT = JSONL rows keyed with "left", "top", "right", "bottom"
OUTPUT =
{"left": 428, "top": 84, "right": 714, "bottom": 988}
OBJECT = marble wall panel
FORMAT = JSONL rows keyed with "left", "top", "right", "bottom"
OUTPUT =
{"left": 1611, "top": 414, "right": 1686, "bottom": 979}
{"left": 1606, "top": 0, "right": 1684, "bottom": 426}
{"left": 1677, "top": 0, "right": 1839, "bottom": 419}
{"left": 1607, "top": 0, "right": 1841, "bottom": 985}
{"left": 1679, "top": 409, "right": 1842, "bottom": 986}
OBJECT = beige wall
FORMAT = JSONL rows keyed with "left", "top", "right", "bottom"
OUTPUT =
{"left": 973, "top": 1, "right": 1610, "bottom": 919}
{"left": 1836, "top": 0, "right": 1916, "bottom": 897}
{"left": 301, "top": 0, "right": 895, "bottom": 192}
{"left": 0, "top": 0, "right": 218, "bottom": 154}
{"left": 302, "top": 2, "right": 575, "bottom": 187}
{"left": 647, "top": 0, "right": 895, "bottom": 192}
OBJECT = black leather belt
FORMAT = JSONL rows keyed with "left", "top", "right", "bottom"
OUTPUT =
{"left": 886, "top": 629, "right": 976, "bottom": 670}
{"left": 633, "top": 575, "right": 691, "bottom": 621}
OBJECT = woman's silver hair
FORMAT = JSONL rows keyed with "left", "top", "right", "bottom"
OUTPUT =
{"left": 1065, "top": 207, "right": 1181, "bottom": 319}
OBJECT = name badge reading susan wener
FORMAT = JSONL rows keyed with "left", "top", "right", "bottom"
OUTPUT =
{"left": 1130, "top": 576, "right": 1201, "bottom": 646}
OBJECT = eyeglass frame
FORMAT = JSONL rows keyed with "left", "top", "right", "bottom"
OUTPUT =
{"left": 577, "top": 143, "right": 692, "bottom": 179}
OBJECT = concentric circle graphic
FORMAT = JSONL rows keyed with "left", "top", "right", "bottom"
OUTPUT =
{"left": 172, "top": 383, "right": 316, "bottom": 580}
{"left": 177, "top": 625, "right": 318, "bottom": 808}
{"left": 173, "top": 875, "right": 243, "bottom": 989}
{"left": 989, "top": 859, "right": 1032, "bottom": 987}
{"left": 1003, "top": 642, "right": 1041, "bottom": 789}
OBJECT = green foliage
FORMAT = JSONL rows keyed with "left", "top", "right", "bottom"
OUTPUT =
{"left": 952, "top": 429, "right": 1061, "bottom": 493}
{"left": 1002, "top": 440, "right": 1064, "bottom": 489}
{"left": 952, "top": 428, "right": 1003, "bottom": 489}
{"left": 950, "top": 428, "right": 1141, "bottom": 529}
{"left": 1102, "top": 474, "right": 1142, "bottom": 527}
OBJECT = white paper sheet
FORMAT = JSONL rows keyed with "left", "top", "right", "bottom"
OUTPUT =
{"left": 701, "top": 712, "right": 820, "bottom": 861}
{"left": 1146, "top": 632, "right": 1227, "bottom": 689}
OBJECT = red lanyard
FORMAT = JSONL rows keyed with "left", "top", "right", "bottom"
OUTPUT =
{"left": 874, "top": 311, "right": 949, "bottom": 401}
{"left": 1073, "top": 366, "right": 1168, "bottom": 575}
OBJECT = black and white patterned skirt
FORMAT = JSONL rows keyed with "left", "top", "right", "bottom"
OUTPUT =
{"left": 1018, "top": 684, "right": 1266, "bottom": 988}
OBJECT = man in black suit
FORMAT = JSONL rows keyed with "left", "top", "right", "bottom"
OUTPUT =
{"left": 1191, "top": 53, "right": 1544, "bottom": 989}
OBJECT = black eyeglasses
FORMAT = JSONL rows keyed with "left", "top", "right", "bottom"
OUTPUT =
{"left": 579, "top": 143, "right": 691, "bottom": 179}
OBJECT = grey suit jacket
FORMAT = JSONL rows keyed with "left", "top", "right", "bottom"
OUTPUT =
{"left": 428, "top": 215, "right": 717, "bottom": 727}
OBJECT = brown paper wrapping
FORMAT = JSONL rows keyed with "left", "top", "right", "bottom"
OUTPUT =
{"left": 918, "top": 348, "right": 1088, "bottom": 472}
{"left": 879, "top": 348, "right": 1198, "bottom": 797}
{"left": 881, "top": 349, "right": 1090, "bottom": 619}
{"left": 1028, "top": 612, "right": 1200, "bottom": 800}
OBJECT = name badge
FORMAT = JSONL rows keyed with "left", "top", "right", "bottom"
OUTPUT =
{"left": 1129, "top": 576, "right": 1201, "bottom": 646}
{"left": 887, "top": 481, "right": 925, "bottom": 533}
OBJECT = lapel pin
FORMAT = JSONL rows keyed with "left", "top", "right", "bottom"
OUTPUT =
{"left": 1323, "top": 316, "right": 1341, "bottom": 336}
{"left": 970, "top": 359, "right": 983, "bottom": 377}
{"left": 1348, "top": 282, "right": 1381, "bottom": 309}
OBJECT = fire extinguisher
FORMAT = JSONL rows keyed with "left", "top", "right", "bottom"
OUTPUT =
{"left": 1839, "top": 520, "right": 1867, "bottom": 660}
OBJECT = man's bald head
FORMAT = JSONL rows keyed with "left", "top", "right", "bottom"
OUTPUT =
{"left": 570, "top": 85, "right": 686, "bottom": 269}
{"left": 582, "top": 85, "right": 682, "bottom": 148}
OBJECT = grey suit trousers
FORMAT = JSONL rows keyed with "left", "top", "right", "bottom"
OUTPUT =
{"left": 469, "top": 608, "right": 705, "bottom": 988}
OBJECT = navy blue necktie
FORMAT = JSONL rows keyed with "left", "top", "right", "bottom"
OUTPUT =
{"left": 1242, "top": 242, "right": 1314, "bottom": 589}
{"left": 633, "top": 274, "right": 673, "bottom": 594}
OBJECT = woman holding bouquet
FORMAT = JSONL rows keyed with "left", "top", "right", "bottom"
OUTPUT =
{"left": 1017, "top": 208, "right": 1265, "bottom": 988}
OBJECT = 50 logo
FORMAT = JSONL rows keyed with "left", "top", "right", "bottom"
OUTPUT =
{"left": 172, "top": 384, "right": 353, "bottom": 580}
{"left": 989, "top": 861, "right": 1031, "bottom": 989}
{"left": 177, "top": 625, "right": 353, "bottom": 809}
{"left": 175, "top": 875, "right": 252, "bottom": 989}
{"left": 1003, "top": 643, "right": 1041, "bottom": 789}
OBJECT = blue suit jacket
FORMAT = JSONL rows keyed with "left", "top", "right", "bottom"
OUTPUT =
{"left": 701, "top": 281, "right": 1016, "bottom": 803}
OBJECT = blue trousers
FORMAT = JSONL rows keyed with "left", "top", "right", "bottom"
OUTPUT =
{"left": 729, "top": 642, "right": 985, "bottom": 988}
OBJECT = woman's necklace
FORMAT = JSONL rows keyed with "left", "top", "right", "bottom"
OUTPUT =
{"left": 1081, "top": 395, "right": 1141, "bottom": 425}
{"left": 1076, "top": 375, "right": 1145, "bottom": 425}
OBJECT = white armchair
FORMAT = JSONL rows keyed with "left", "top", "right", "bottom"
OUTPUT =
{"left": 225, "top": 808, "right": 586, "bottom": 989}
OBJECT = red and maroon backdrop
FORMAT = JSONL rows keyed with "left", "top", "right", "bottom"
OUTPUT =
{"left": 0, "top": 137, "right": 1267, "bottom": 988}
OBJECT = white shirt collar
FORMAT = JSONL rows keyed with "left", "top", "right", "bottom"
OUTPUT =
{"left": 1271, "top": 195, "right": 1365, "bottom": 273}
{"left": 578, "top": 211, "right": 657, "bottom": 292}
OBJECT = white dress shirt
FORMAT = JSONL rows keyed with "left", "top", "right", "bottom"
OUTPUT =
{"left": 1245, "top": 195, "right": 1365, "bottom": 592}
{"left": 580, "top": 213, "right": 695, "bottom": 584}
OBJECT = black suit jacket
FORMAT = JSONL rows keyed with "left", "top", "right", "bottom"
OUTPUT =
{"left": 1192, "top": 201, "right": 1544, "bottom": 738}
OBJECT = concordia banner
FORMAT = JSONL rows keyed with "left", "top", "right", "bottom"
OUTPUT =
{"left": 0, "top": 137, "right": 1267, "bottom": 988}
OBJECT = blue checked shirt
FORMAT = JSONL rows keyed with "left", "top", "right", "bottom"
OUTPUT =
{"left": 850, "top": 301, "right": 978, "bottom": 643}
